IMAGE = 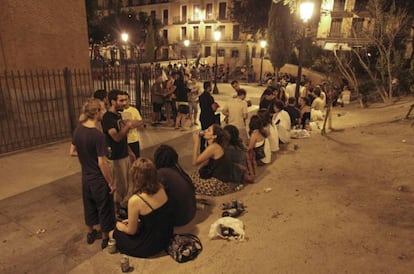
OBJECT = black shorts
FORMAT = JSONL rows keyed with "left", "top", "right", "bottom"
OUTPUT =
{"left": 177, "top": 103, "right": 189, "bottom": 114}
{"left": 153, "top": 103, "right": 163, "bottom": 112}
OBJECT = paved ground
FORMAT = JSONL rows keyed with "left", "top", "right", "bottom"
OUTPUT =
{"left": 1, "top": 83, "right": 412, "bottom": 274}
{"left": 0, "top": 82, "right": 262, "bottom": 273}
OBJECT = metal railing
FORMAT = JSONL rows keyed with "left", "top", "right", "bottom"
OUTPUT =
{"left": 0, "top": 64, "right": 156, "bottom": 155}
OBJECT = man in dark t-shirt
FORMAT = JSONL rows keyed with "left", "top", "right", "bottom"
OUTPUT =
{"left": 70, "top": 98, "right": 116, "bottom": 249}
{"left": 285, "top": 97, "right": 301, "bottom": 128}
{"left": 101, "top": 89, "right": 135, "bottom": 213}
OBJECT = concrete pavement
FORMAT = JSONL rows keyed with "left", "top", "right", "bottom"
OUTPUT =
{"left": 0, "top": 82, "right": 264, "bottom": 273}
{"left": 1, "top": 82, "right": 412, "bottom": 273}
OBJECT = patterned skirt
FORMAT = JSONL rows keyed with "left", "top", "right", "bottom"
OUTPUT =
{"left": 190, "top": 171, "right": 240, "bottom": 196}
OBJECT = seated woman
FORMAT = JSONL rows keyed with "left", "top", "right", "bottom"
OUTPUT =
{"left": 248, "top": 115, "right": 271, "bottom": 166}
{"left": 257, "top": 108, "right": 279, "bottom": 153}
{"left": 191, "top": 124, "right": 239, "bottom": 196}
{"left": 270, "top": 99, "right": 291, "bottom": 144}
{"left": 223, "top": 125, "right": 255, "bottom": 183}
{"left": 299, "top": 96, "right": 311, "bottom": 129}
{"left": 154, "top": 145, "right": 196, "bottom": 227}
{"left": 109, "top": 158, "right": 173, "bottom": 258}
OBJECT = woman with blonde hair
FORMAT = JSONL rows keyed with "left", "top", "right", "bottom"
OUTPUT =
{"left": 109, "top": 157, "right": 173, "bottom": 257}
{"left": 70, "top": 98, "right": 116, "bottom": 249}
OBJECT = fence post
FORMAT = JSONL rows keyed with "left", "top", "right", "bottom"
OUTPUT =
{"left": 63, "top": 67, "right": 77, "bottom": 133}
{"left": 134, "top": 65, "right": 141, "bottom": 111}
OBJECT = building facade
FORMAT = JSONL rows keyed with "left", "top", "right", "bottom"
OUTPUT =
{"left": 96, "top": 0, "right": 265, "bottom": 72}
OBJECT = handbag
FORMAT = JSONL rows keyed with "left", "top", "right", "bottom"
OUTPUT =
{"left": 253, "top": 141, "right": 266, "bottom": 160}
{"left": 167, "top": 234, "right": 203, "bottom": 263}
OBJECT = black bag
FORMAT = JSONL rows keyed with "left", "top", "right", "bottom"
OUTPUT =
{"left": 167, "top": 233, "right": 203, "bottom": 263}
{"left": 253, "top": 141, "right": 266, "bottom": 160}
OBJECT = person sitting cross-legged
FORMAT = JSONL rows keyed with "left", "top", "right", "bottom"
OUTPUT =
{"left": 154, "top": 145, "right": 196, "bottom": 227}
{"left": 191, "top": 124, "right": 240, "bottom": 196}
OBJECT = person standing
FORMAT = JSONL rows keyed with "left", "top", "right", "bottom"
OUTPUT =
{"left": 122, "top": 93, "right": 144, "bottom": 158}
{"left": 151, "top": 75, "right": 165, "bottom": 126}
{"left": 101, "top": 89, "right": 136, "bottom": 216}
{"left": 198, "top": 81, "right": 218, "bottom": 152}
{"left": 70, "top": 98, "right": 116, "bottom": 249}
{"left": 222, "top": 89, "right": 249, "bottom": 144}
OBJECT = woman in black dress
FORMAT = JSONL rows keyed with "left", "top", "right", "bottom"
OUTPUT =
{"left": 109, "top": 158, "right": 173, "bottom": 258}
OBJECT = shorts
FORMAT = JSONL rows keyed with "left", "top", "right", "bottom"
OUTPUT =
{"left": 189, "top": 102, "right": 198, "bottom": 114}
{"left": 176, "top": 101, "right": 189, "bottom": 114}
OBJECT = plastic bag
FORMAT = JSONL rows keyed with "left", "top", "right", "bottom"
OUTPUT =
{"left": 208, "top": 217, "right": 245, "bottom": 241}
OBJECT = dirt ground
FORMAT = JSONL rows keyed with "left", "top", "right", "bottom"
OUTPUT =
{"left": 67, "top": 98, "right": 414, "bottom": 274}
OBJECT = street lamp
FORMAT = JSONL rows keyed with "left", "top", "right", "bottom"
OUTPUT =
{"left": 294, "top": 1, "right": 314, "bottom": 100}
{"left": 121, "top": 32, "right": 130, "bottom": 85}
{"left": 213, "top": 30, "right": 221, "bottom": 94}
{"left": 259, "top": 40, "right": 267, "bottom": 86}
{"left": 184, "top": 39, "right": 190, "bottom": 65}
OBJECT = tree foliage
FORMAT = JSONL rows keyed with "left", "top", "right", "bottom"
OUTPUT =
{"left": 351, "top": 0, "right": 412, "bottom": 102}
{"left": 267, "top": 2, "right": 293, "bottom": 72}
{"left": 231, "top": 0, "right": 272, "bottom": 35}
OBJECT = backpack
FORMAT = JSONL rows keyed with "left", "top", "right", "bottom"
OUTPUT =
{"left": 167, "top": 233, "right": 203, "bottom": 263}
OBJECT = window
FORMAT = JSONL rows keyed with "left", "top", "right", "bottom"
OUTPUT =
{"left": 151, "top": 10, "right": 156, "bottom": 19}
{"left": 162, "top": 48, "right": 169, "bottom": 60}
{"left": 352, "top": 18, "right": 364, "bottom": 37}
{"left": 218, "top": 25, "right": 225, "bottom": 39}
{"left": 219, "top": 2, "right": 227, "bottom": 20}
{"left": 333, "top": 0, "right": 345, "bottom": 11}
{"left": 252, "top": 46, "right": 256, "bottom": 58}
{"left": 193, "top": 26, "right": 199, "bottom": 40}
{"left": 206, "top": 3, "right": 213, "bottom": 20}
{"left": 205, "top": 26, "right": 212, "bottom": 40}
{"left": 330, "top": 18, "right": 343, "bottom": 37}
{"left": 193, "top": 4, "right": 201, "bottom": 20}
{"left": 218, "top": 48, "right": 225, "bottom": 57}
{"left": 233, "top": 25, "right": 240, "bottom": 40}
{"left": 181, "top": 27, "right": 187, "bottom": 39}
{"left": 163, "top": 29, "right": 168, "bottom": 40}
{"left": 231, "top": 49, "right": 239, "bottom": 58}
{"left": 205, "top": 46, "right": 211, "bottom": 57}
{"left": 163, "top": 9, "right": 168, "bottom": 25}
{"left": 182, "top": 5, "right": 187, "bottom": 22}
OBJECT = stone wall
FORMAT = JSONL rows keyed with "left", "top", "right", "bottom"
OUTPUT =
{"left": 0, "top": 0, "right": 89, "bottom": 70}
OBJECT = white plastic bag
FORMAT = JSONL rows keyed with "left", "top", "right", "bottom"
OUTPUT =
{"left": 208, "top": 217, "right": 245, "bottom": 241}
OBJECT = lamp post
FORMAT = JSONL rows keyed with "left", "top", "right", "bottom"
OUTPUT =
{"left": 183, "top": 39, "right": 190, "bottom": 65}
{"left": 259, "top": 40, "right": 267, "bottom": 86}
{"left": 121, "top": 32, "right": 130, "bottom": 85}
{"left": 213, "top": 30, "right": 221, "bottom": 94}
{"left": 295, "top": 1, "right": 314, "bottom": 100}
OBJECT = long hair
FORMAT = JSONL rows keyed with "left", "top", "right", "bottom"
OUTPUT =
{"left": 130, "top": 157, "right": 161, "bottom": 195}
{"left": 257, "top": 108, "right": 272, "bottom": 127}
{"left": 153, "top": 144, "right": 193, "bottom": 188}
{"left": 78, "top": 98, "right": 101, "bottom": 123}
{"left": 249, "top": 114, "right": 268, "bottom": 137}
{"left": 223, "top": 124, "right": 244, "bottom": 150}
{"left": 211, "top": 124, "right": 229, "bottom": 147}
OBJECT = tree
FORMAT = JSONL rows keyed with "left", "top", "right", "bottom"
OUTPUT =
{"left": 143, "top": 17, "right": 156, "bottom": 63}
{"left": 231, "top": 0, "right": 272, "bottom": 35}
{"left": 351, "top": 0, "right": 412, "bottom": 102}
{"left": 267, "top": 2, "right": 293, "bottom": 74}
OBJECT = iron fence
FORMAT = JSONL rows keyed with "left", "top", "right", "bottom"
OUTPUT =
{"left": 0, "top": 64, "right": 154, "bottom": 155}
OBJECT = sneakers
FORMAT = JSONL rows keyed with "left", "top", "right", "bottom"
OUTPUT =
{"left": 101, "top": 238, "right": 109, "bottom": 250}
{"left": 86, "top": 229, "right": 98, "bottom": 245}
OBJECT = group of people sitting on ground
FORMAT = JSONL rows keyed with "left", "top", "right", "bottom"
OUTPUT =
{"left": 70, "top": 74, "right": 338, "bottom": 259}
